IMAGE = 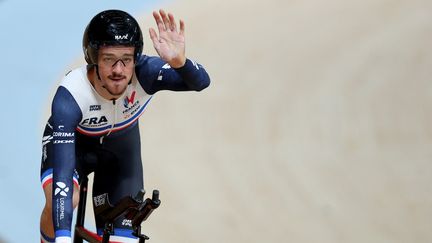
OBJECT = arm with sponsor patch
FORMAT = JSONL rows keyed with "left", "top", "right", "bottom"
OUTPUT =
{"left": 51, "top": 86, "right": 82, "bottom": 243}
{"left": 135, "top": 55, "right": 210, "bottom": 94}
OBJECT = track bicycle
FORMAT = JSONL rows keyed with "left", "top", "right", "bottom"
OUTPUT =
{"left": 73, "top": 176, "right": 161, "bottom": 243}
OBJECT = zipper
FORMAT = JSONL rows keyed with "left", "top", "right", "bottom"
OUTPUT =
{"left": 99, "top": 99, "right": 117, "bottom": 145}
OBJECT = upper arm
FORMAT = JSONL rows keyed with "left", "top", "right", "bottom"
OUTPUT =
{"left": 51, "top": 86, "right": 82, "bottom": 129}
{"left": 51, "top": 86, "right": 82, "bottom": 171}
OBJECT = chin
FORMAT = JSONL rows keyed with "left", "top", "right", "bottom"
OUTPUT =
{"left": 107, "top": 86, "right": 128, "bottom": 96}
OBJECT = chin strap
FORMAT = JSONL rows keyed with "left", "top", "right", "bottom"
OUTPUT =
{"left": 87, "top": 64, "right": 102, "bottom": 81}
{"left": 95, "top": 64, "right": 102, "bottom": 81}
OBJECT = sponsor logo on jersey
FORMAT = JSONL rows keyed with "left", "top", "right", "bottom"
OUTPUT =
{"left": 53, "top": 132, "right": 74, "bottom": 137}
{"left": 123, "top": 91, "right": 136, "bottom": 108}
{"left": 55, "top": 182, "right": 68, "bottom": 219}
{"left": 55, "top": 182, "right": 69, "bottom": 197}
{"left": 53, "top": 131, "right": 74, "bottom": 144}
{"left": 90, "top": 105, "right": 101, "bottom": 111}
{"left": 122, "top": 100, "right": 140, "bottom": 115}
{"left": 54, "top": 140, "right": 74, "bottom": 144}
{"left": 123, "top": 91, "right": 141, "bottom": 119}
{"left": 59, "top": 197, "right": 65, "bottom": 220}
{"left": 93, "top": 193, "right": 108, "bottom": 207}
{"left": 81, "top": 116, "right": 108, "bottom": 127}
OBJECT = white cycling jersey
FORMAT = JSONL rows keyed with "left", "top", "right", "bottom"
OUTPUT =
{"left": 61, "top": 66, "right": 152, "bottom": 136}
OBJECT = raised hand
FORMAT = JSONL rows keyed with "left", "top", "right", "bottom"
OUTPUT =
{"left": 149, "top": 9, "right": 186, "bottom": 68}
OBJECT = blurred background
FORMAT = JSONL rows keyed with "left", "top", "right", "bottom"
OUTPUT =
{"left": 0, "top": 1, "right": 160, "bottom": 242}
{"left": 1, "top": 0, "right": 431, "bottom": 242}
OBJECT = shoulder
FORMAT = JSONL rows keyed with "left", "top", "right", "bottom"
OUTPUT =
{"left": 56, "top": 66, "right": 97, "bottom": 111}
{"left": 52, "top": 67, "right": 87, "bottom": 121}
{"left": 60, "top": 66, "right": 89, "bottom": 93}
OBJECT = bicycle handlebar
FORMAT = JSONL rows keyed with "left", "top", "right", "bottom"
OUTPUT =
{"left": 74, "top": 178, "right": 161, "bottom": 243}
{"left": 135, "top": 189, "right": 146, "bottom": 202}
{"left": 152, "top": 190, "right": 159, "bottom": 201}
{"left": 94, "top": 189, "right": 161, "bottom": 226}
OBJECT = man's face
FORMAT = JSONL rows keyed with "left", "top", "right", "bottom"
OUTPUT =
{"left": 97, "top": 46, "right": 135, "bottom": 97}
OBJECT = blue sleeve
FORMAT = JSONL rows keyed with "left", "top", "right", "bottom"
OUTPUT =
{"left": 51, "top": 86, "right": 82, "bottom": 240}
{"left": 135, "top": 55, "right": 211, "bottom": 95}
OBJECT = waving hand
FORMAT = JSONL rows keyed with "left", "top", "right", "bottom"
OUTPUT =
{"left": 149, "top": 9, "right": 186, "bottom": 68}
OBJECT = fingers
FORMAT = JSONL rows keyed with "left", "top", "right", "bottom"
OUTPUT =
{"left": 179, "top": 19, "right": 185, "bottom": 36}
{"left": 168, "top": 13, "right": 177, "bottom": 32}
{"left": 152, "top": 11, "right": 166, "bottom": 33}
{"left": 159, "top": 9, "right": 173, "bottom": 31}
{"left": 153, "top": 9, "right": 183, "bottom": 34}
{"left": 149, "top": 27, "right": 158, "bottom": 43}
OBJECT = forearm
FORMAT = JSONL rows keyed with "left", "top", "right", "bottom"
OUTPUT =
{"left": 136, "top": 56, "right": 210, "bottom": 93}
{"left": 173, "top": 58, "right": 211, "bottom": 91}
{"left": 52, "top": 131, "right": 76, "bottom": 242}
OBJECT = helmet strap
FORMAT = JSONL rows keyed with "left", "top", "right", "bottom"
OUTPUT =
{"left": 95, "top": 65, "right": 101, "bottom": 80}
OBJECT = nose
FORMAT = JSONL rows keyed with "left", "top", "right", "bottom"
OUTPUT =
{"left": 111, "top": 59, "right": 126, "bottom": 73}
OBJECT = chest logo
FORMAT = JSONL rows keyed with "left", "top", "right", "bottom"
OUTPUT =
{"left": 89, "top": 105, "right": 101, "bottom": 111}
{"left": 81, "top": 116, "right": 108, "bottom": 126}
{"left": 123, "top": 91, "right": 136, "bottom": 108}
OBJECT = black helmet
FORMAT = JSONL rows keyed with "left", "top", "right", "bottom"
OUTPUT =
{"left": 83, "top": 9, "right": 143, "bottom": 64}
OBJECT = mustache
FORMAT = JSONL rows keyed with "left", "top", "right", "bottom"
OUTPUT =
{"left": 108, "top": 73, "right": 126, "bottom": 79}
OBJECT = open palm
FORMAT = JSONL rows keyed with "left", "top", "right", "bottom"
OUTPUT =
{"left": 149, "top": 9, "right": 186, "bottom": 68}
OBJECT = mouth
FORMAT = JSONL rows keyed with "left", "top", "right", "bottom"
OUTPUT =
{"left": 109, "top": 76, "right": 126, "bottom": 82}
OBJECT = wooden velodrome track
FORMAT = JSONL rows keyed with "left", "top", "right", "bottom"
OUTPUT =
{"left": 51, "top": 0, "right": 432, "bottom": 242}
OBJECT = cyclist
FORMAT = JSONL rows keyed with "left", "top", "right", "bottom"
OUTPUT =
{"left": 39, "top": 9, "right": 210, "bottom": 243}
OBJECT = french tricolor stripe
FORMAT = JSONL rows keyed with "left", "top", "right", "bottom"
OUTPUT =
{"left": 41, "top": 169, "right": 79, "bottom": 189}
{"left": 41, "top": 169, "right": 53, "bottom": 188}
{"left": 77, "top": 124, "right": 112, "bottom": 133}
{"left": 110, "top": 105, "right": 146, "bottom": 131}
{"left": 77, "top": 96, "right": 152, "bottom": 136}
{"left": 76, "top": 126, "right": 111, "bottom": 136}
